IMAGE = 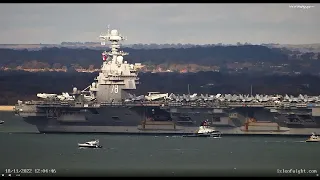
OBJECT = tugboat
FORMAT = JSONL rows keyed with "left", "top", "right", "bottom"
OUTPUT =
{"left": 183, "top": 120, "right": 222, "bottom": 138}
{"left": 305, "top": 133, "right": 320, "bottom": 143}
{"left": 78, "top": 139, "right": 103, "bottom": 148}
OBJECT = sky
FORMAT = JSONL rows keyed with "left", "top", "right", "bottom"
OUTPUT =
{"left": 1, "top": 3, "right": 319, "bottom": 44}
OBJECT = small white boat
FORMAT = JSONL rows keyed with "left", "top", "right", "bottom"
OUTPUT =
{"left": 0, "top": 120, "right": 4, "bottom": 125}
{"left": 78, "top": 139, "right": 102, "bottom": 148}
{"left": 183, "top": 120, "right": 222, "bottom": 138}
{"left": 305, "top": 133, "right": 320, "bottom": 143}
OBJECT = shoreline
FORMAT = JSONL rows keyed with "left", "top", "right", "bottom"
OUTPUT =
{"left": 0, "top": 106, "right": 14, "bottom": 111}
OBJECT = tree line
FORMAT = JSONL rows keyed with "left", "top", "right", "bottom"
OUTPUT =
{"left": 0, "top": 45, "right": 304, "bottom": 69}
{"left": 0, "top": 71, "right": 318, "bottom": 105}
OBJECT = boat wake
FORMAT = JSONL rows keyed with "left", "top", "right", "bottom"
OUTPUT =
{"left": 78, "top": 147, "right": 103, "bottom": 150}
{"left": 293, "top": 141, "right": 307, "bottom": 143}
{"left": 209, "top": 137, "right": 222, "bottom": 139}
{"left": 251, "top": 140, "right": 310, "bottom": 143}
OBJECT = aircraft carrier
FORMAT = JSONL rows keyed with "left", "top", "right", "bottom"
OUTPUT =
{"left": 13, "top": 26, "right": 320, "bottom": 135}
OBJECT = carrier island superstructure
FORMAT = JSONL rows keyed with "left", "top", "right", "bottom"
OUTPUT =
{"left": 13, "top": 27, "right": 320, "bottom": 135}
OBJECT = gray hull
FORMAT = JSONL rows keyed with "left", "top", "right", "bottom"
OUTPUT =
{"left": 16, "top": 105, "right": 320, "bottom": 135}
{"left": 35, "top": 125, "right": 319, "bottom": 136}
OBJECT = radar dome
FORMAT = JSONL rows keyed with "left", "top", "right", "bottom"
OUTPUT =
{"left": 73, "top": 87, "right": 77, "bottom": 93}
{"left": 117, "top": 56, "right": 123, "bottom": 63}
{"left": 111, "top": 30, "right": 118, "bottom": 36}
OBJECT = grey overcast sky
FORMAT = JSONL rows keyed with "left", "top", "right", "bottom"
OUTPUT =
{"left": 1, "top": 3, "right": 319, "bottom": 44}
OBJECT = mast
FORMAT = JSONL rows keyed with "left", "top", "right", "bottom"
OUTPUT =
{"left": 89, "top": 26, "right": 140, "bottom": 103}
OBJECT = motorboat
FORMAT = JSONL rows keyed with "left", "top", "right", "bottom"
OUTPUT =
{"left": 183, "top": 120, "right": 222, "bottom": 138}
{"left": 78, "top": 139, "right": 102, "bottom": 148}
{"left": 0, "top": 120, "right": 4, "bottom": 125}
{"left": 305, "top": 133, "right": 320, "bottom": 142}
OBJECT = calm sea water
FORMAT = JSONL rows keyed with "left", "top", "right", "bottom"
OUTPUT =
{"left": 0, "top": 112, "right": 320, "bottom": 177}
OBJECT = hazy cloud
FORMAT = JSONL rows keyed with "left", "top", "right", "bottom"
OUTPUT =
{"left": 0, "top": 3, "right": 319, "bottom": 44}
